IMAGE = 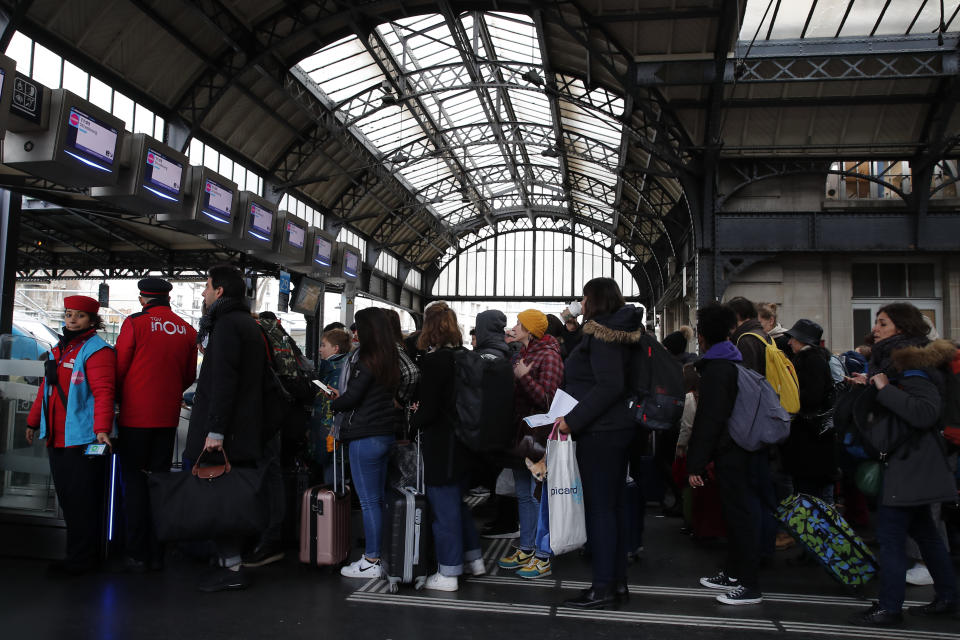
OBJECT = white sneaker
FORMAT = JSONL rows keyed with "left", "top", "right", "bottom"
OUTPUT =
{"left": 340, "top": 556, "right": 382, "bottom": 579}
{"left": 467, "top": 558, "right": 486, "bottom": 576}
{"left": 424, "top": 572, "right": 459, "bottom": 591}
{"left": 906, "top": 563, "right": 934, "bottom": 586}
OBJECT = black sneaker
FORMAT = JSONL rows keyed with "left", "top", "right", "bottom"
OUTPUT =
{"left": 198, "top": 566, "right": 249, "bottom": 592}
{"left": 716, "top": 585, "right": 763, "bottom": 605}
{"left": 850, "top": 602, "right": 902, "bottom": 627}
{"left": 908, "top": 598, "right": 958, "bottom": 616}
{"left": 699, "top": 571, "right": 739, "bottom": 590}
{"left": 242, "top": 542, "right": 285, "bottom": 568}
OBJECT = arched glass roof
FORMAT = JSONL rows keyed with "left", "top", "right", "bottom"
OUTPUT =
{"left": 296, "top": 11, "right": 628, "bottom": 231}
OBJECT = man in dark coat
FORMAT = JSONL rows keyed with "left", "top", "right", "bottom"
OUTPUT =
{"left": 687, "top": 303, "right": 765, "bottom": 606}
{"left": 185, "top": 264, "right": 266, "bottom": 592}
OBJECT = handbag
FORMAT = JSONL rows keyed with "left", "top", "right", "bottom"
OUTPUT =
{"left": 854, "top": 460, "right": 883, "bottom": 497}
{"left": 545, "top": 423, "right": 587, "bottom": 556}
{"left": 148, "top": 450, "right": 268, "bottom": 542}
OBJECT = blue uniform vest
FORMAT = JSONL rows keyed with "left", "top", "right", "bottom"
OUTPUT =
{"left": 38, "top": 334, "right": 113, "bottom": 447}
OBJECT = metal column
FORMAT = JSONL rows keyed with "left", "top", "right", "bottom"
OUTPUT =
{"left": 0, "top": 189, "right": 21, "bottom": 335}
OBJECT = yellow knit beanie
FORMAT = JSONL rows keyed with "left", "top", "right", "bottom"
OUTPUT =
{"left": 517, "top": 309, "right": 548, "bottom": 339}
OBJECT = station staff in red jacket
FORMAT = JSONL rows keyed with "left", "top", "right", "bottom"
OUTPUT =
{"left": 26, "top": 295, "right": 116, "bottom": 576}
{"left": 114, "top": 277, "right": 198, "bottom": 572}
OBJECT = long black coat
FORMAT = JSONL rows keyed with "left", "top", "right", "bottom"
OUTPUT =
{"left": 782, "top": 346, "right": 836, "bottom": 483}
{"left": 185, "top": 300, "right": 266, "bottom": 463}
{"left": 411, "top": 348, "right": 472, "bottom": 486}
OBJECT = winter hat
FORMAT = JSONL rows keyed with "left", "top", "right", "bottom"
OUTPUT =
{"left": 63, "top": 295, "right": 100, "bottom": 315}
{"left": 785, "top": 319, "right": 823, "bottom": 347}
{"left": 517, "top": 309, "right": 548, "bottom": 339}
{"left": 663, "top": 325, "right": 694, "bottom": 356}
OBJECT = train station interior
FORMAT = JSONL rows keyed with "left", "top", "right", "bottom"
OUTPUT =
{"left": 0, "top": 1, "right": 959, "bottom": 638}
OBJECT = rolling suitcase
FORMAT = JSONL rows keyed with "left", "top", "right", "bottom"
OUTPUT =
{"left": 299, "top": 446, "right": 350, "bottom": 567}
{"left": 776, "top": 493, "right": 877, "bottom": 588}
{"left": 381, "top": 434, "right": 433, "bottom": 591}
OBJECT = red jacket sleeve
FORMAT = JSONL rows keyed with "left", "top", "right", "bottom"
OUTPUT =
{"left": 115, "top": 318, "right": 136, "bottom": 391}
{"left": 27, "top": 381, "right": 44, "bottom": 429}
{"left": 86, "top": 347, "right": 117, "bottom": 433}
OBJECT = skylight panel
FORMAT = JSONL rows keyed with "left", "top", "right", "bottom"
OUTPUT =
{"left": 303, "top": 36, "right": 381, "bottom": 103}
{"left": 486, "top": 13, "right": 540, "bottom": 66}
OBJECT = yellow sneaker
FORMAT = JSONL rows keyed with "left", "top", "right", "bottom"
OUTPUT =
{"left": 498, "top": 548, "right": 534, "bottom": 570}
{"left": 516, "top": 557, "right": 552, "bottom": 579}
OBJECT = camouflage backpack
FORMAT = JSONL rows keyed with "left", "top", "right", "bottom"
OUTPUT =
{"left": 257, "top": 318, "right": 317, "bottom": 403}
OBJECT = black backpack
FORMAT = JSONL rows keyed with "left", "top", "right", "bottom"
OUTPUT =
{"left": 451, "top": 348, "right": 515, "bottom": 452}
{"left": 625, "top": 333, "right": 686, "bottom": 431}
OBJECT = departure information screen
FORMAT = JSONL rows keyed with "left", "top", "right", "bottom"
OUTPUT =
{"left": 144, "top": 148, "right": 182, "bottom": 195}
{"left": 314, "top": 237, "right": 332, "bottom": 266}
{"left": 344, "top": 251, "right": 360, "bottom": 278}
{"left": 287, "top": 221, "right": 305, "bottom": 248}
{"left": 249, "top": 202, "right": 273, "bottom": 237}
{"left": 203, "top": 179, "right": 232, "bottom": 222}
{"left": 65, "top": 108, "right": 118, "bottom": 167}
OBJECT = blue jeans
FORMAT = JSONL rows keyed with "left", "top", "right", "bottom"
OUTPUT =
{"left": 876, "top": 503, "right": 958, "bottom": 612}
{"left": 513, "top": 468, "right": 551, "bottom": 559}
{"left": 425, "top": 483, "right": 482, "bottom": 576}
{"left": 348, "top": 434, "right": 394, "bottom": 559}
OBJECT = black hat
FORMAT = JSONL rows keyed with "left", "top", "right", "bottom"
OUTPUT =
{"left": 785, "top": 319, "right": 823, "bottom": 347}
{"left": 138, "top": 277, "right": 172, "bottom": 297}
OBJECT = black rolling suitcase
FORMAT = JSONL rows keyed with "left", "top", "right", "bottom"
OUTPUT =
{"left": 381, "top": 435, "right": 433, "bottom": 592}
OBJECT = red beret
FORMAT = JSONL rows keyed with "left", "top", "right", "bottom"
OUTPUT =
{"left": 63, "top": 295, "right": 100, "bottom": 314}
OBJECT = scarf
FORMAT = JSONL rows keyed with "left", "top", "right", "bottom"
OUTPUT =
{"left": 869, "top": 333, "right": 929, "bottom": 376}
{"left": 196, "top": 297, "right": 248, "bottom": 349}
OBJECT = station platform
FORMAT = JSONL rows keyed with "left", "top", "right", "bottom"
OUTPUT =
{"left": 1, "top": 501, "right": 958, "bottom": 640}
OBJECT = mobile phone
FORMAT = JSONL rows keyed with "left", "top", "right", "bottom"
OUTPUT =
{"left": 84, "top": 443, "right": 109, "bottom": 456}
{"left": 312, "top": 379, "right": 333, "bottom": 394}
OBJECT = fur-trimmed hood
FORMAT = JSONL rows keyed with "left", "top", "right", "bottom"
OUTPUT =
{"left": 581, "top": 305, "right": 644, "bottom": 344}
{"left": 890, "top": 338, "right": 957, "bottom": 372}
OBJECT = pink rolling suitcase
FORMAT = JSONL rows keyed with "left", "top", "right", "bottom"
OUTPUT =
{"left": 299, "top": 446, "right": 350, "bottom": 566}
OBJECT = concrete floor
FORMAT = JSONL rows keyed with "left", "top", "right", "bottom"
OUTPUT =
{"left": 1, "top": 505, "right": 958, "bottom": 640}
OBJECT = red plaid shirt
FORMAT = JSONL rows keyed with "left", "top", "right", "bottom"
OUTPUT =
{"left": 513, "top": 334, "right": 564, "bottom": 422}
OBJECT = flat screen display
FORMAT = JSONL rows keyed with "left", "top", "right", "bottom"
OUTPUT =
{"left": 314, "top": 237, "right": 333, "bottom": 267}
{"left": 291, "top": 277, "right": 323, "bottom": 315}
{"left": 286, "top": 221, "right": 305, "bottom": 249}
{"left": 201, "top": 178, "right": 232, "bottom": 225}
{"left": 64, "top": 107, "right": 119, "bottom": 172}
{"left": 343, "top": 250, "right": 360, "bottom": 279}
{"left": 143, "top": 148, "right": 182, "bottom": 201}
{"left": 248, "top": 202, "right": 272, "bottom": 241}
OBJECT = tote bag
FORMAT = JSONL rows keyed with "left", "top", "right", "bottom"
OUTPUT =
{"left": 545, "top": 424, "right": 587, "bottom": 555}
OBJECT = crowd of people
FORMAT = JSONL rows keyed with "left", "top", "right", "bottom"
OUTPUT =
{"left": 22, "top": 266, "right": 960, "bottom": 628}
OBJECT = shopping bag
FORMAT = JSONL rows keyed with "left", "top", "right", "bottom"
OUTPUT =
{"left": 148, "top": 450, "right": 268, "bottom": 542}
{"left": 545, "top": 423, "right": 587, "bottom": 555}
{"left": 536, "top": 484, "right": 551, "bottom": 555}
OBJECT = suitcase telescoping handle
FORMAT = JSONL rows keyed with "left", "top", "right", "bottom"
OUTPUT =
{"left": 414, "top": 431, "right": 424, "bottom": 495}
{"left": 333, "top": 441, "right": 346, "bottom": 496}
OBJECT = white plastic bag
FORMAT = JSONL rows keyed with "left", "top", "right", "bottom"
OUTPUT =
{"left": 546, "top": 424, "right": 587, "bottom": 555}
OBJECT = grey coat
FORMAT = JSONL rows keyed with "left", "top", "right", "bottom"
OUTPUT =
{"left": 870, "top": 339, "right": 957, "bottom": 507}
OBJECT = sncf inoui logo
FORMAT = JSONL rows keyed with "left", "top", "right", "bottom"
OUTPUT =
{"left": 151, "top": 318, "right": 187, "bottom": 336}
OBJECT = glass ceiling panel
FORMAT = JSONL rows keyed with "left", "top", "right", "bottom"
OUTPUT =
{"left": 297, "top": 11, "right": 629, "bottom": 232}
{"left": 739, "top": 0, "right": 960, "bottom": 41}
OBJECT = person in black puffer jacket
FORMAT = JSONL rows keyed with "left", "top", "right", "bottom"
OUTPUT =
{"left": 781, "top": 319, "right": 836, "bottom": 503}
{"left": 411, "top": 302, "right": 486, "bottom": 592}
{"left": 330, "top": 307, "right": 402, "bottom": 580}
{"left": 846, "top": 303, "right": 958, "bottom": 628}
{"left": 556, "top": 277, "right": 642, "bottom": 610}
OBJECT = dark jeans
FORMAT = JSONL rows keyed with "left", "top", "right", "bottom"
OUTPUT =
{"left": 260, "top": 433, "right": 284, "bottom": 546}
{"left": 118, "top": 426, "right": 176, "bottom": 562}
{"left": 576, "top": 428, "right": 636, "bottom": 593}
{"left": 425, "top": 481, "right": 482, "bottom": 576}
{"left": 714, "top": 447, "right": 767, "bottom": 591}
{"left": 49, "top": 446, "right": 106, "bottom": 567}
{"left": 876, "top": 503, "right": 958, "bottom": 612}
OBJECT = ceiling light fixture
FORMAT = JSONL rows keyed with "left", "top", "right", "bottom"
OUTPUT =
{"left": 541, "top": 145, "right": 560, "bottom": 158}
{"left": 521, "top": 69, "right": 544, "bottom": 86}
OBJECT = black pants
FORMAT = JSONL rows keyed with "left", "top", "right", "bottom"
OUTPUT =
{"left": 49, "top": 447, "right": 106, "bottom": 567}
{"left": 118, "top": 426, "right": 175, "bottom": 562}
{"left": 576, "top": 428, "right": 637, "bottom": 593}
{"left": 714, "top": 447, "right": 767, "bottom": 591}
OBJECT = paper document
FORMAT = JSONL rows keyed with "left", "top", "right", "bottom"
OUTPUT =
{"left": 523, "top": 389, "right": 578, "bottom": 427}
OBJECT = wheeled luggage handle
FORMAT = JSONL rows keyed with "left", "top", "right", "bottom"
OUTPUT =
{"left": 333, "top": 441, "right": 346, "bottom": 496}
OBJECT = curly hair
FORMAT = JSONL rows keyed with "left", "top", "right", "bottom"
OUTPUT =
{"left": 877, "top": 303, "right": 930, "bottom": 339}
{"left": 418, "top": 301, "right": 462, "bottom": 350}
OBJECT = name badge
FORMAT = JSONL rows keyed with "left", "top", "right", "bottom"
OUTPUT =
{"left": 63, "top": 362, "right": 74, "bottom": 369}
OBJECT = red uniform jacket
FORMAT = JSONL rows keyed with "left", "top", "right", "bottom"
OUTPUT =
{"left": 116, "top": 302, "right": 198, "bottom": 428}
{"left": 27, "top": 330, "right": 116, "bottom": 448}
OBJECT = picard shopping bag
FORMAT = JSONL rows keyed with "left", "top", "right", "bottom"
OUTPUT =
{"left": 545, "top": 424, "right": 587, "bottom": 555}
